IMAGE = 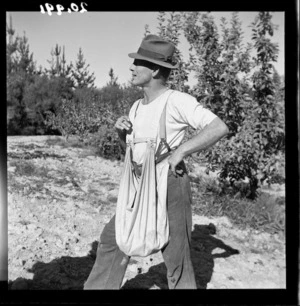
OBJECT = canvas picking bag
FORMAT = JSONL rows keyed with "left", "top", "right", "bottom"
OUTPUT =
{"left": 115, "top": 90, "right": 173, "bottom": 257}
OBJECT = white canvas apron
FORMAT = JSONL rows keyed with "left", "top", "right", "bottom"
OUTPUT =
{"left": 115, "top": 90, "right": 173, "bottom": 257}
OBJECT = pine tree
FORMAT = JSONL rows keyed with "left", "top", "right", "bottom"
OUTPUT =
{"left": 45, "top": 44, "right": 73, "bottom": 82}
{"left": 107, "top": 68, "right": 119, "bottom": 87}
{"left": 70, "top": 47, "right": 95, "bottom": 89}
{"left": 6, "top": 15, "right": 36, "bottom": 77}
{"left": 6, "top": 14, "right": 18, "bottom": 76}
{"left": 6, "top": 14, "right": 37, "bottom": 134}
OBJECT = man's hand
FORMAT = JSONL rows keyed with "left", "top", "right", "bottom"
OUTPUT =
{"left": 168, "top": 148, "right": 185, "bottom": 177}
{"left": 167, "top": 117, "right": 229, "bottom": 177}
{"left": 115, "top": 116, "right": 132, "bottom": 152}
{"left": 114, "top": 116, "right": 132, "bottom": 133}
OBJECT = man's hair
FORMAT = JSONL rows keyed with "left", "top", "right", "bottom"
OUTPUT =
{"left": 151, "top": 64, "right": 172, "bottom": 81}
{"left": 158, "top": 66, "right": 172, "bottom": 80}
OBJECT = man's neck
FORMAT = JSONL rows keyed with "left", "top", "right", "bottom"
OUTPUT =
{"left": 142, "top": 84, "right": 168, "bottom": 105}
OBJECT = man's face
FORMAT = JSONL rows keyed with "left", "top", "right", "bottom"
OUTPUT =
{"left": 130, "top": 59, "right": 155, "bottom": 87}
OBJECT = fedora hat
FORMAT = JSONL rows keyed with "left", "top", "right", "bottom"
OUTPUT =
{"left": 128, "top": 34, "right": 179, "bottom": 69}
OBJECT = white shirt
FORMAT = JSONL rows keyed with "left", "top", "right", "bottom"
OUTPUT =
{"left": 127, "top": 89, "right": 217, "bottom": 164}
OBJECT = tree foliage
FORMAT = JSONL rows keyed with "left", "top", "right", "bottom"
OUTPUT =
{"left": 70, "top": 47, "right": 96, "bottom": 89}
{"left": 183, "top": 12, "right": 253, "bottom": 135}
{"left": 7, "top": 15, "right": 37, "bottom": 135}
{"left": 7, "top": 15, "right": 98, "bottom": 135}
{"left": 45, "top": 44, "right": 73, "bottom": 85}
{"left": 44, "top": 67, "right": 142, "bottom": 159}
{"left": 190, "top": 12, "right": 284, "bottom": 199}
{"left": 152, "top": 12, "right": 191, "bottom": 92}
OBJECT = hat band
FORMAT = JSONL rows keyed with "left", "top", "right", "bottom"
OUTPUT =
{"left": 137, "top": 47, "right": 173, "bottom": 62}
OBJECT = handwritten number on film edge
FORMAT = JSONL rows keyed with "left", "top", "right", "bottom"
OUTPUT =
{"left": 40, "top": 2, "right": 88, "bottom": 15}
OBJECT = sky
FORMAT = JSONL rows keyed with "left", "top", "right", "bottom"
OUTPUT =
{"left": 7, "top": 11, "right": 284, "bottom": 89}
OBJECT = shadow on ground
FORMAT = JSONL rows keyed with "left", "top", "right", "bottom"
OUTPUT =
{"left": 9, "top": 223, "right": 239, "bottom": 290}
{"left": 190, "top": 223, "right": 239, "bottom": 289}
{"left": 122, "top": 223, "right": 239, "bottom": 289}
{"left": 8, "top": 241, "right": 99, "bottom": 290}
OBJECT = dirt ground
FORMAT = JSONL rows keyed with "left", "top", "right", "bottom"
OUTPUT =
{"left": 7, "top": 136, "right": 286, "bottom": 290}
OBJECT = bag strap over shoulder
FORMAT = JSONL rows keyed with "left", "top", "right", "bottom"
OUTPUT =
{"left": 155, "top": 90, "right": 174, "bottom": 158}
{"left": 128, "top": 90, "right": 173, "bottom": 158}
{"left": 159, "top": 89, "right": 173, "bottom": 140}
{"left": 157, "top": 102, "right": 170, "bottom": 152}
{"left": 159, "top": 102, "right": 167, "bottom": 140}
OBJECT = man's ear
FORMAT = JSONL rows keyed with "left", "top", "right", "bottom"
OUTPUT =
{"left": 152, "top": 66, "right": 160, "bottom": 78}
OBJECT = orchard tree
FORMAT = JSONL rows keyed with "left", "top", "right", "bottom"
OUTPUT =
{"left": 217, "top": 12, "right": 253, "bottom": 135}
{"left": 183, "top": 12, "right": 222, "bottom": 101}
{"left": 272, "top": 67, "right": 285, "bottom": 152}
{"left": 203, "top": 12, "right": 284, "bottom": 199}
{"left": 183, "top": 12, "right": 252, "bottom": 135}
{"left": 44, "top": 68, "right": 143, "bottom": 159}
{"left": 152, "top": 11, "right": 190, "bottom": 92}
{"left": 248, "top": 11, "right": 284, "bottom": 180}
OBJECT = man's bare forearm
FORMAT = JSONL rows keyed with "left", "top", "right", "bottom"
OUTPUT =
{"left": 178, "top": 117, "right": 229, "bottom": 158}
{"left": 168, "top": 117, "right": 228, "bottom": 175}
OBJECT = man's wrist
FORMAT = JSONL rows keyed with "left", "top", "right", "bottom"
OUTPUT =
{"left": 175, "top": 145, "right": 187, "bottom": 160}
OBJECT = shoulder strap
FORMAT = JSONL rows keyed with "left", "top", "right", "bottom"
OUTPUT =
{"left": 159, "top": 90, "right": 173, "bottom": 139}
{"left": 159, "top": 102, "right": 168, "bottom": 140}
{"left": 129, "top": 99, "right": 142, "bottom": 141}
{"left": 133, "top": 99, "right": 142, "bottom": 119}
{"left": 156, "top": 90, "right": 173, "bottom": 154}
{"left": 129, "top": 91, "right": 172, "bottom": 151}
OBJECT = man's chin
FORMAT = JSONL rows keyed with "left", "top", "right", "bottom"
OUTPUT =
{"left": 130, "top": 80, "right": 141, "bottom": 87}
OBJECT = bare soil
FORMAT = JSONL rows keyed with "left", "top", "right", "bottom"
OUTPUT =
{"left": 7, "top": 136, "right": 286, "bottom": 290}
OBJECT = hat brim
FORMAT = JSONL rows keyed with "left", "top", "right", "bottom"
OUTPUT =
{"left": 128, "top": 53, "right": 179, "bottom": 69}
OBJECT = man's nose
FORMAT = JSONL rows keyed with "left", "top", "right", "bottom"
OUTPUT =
{"left": 130, "top": 64, "right": 135, "bottom": 72}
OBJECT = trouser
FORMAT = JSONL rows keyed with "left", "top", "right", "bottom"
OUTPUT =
{"left": 83, "top": 164, "right": 197, "bottom": 289}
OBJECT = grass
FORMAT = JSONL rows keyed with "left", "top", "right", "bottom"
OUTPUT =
{"left": 191, "top": 174, "right": 285, "bottom": 235}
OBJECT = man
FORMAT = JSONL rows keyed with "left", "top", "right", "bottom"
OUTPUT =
{"left": 84, "top": 34, "right": 228, "bottom": 289}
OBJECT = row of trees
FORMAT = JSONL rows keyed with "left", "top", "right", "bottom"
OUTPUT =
{"left": 6, "top": 15, "right": 132, "bottom": 136}
{"left": 6, "top": 12, "right": 285, "bottom": 198}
